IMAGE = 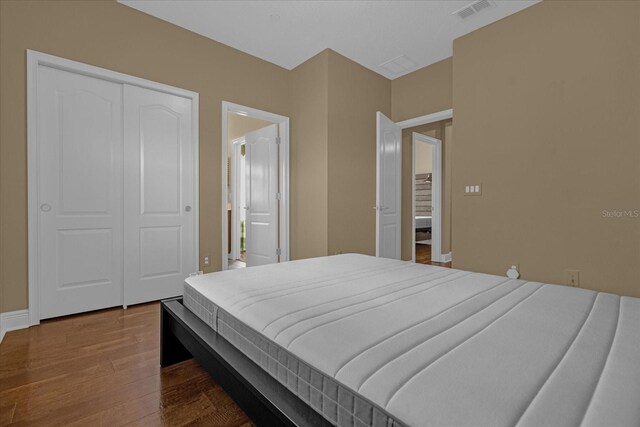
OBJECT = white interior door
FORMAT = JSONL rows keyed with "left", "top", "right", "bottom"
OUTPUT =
{"left": 37, "top": 66, "right": 124, "bottom": 319}
{"left": 376, "top": 112, "right": 402, "bottom": 259}
{"left": 245, "top": 124, "right": 279, "bottom": 267}
{"left": 123, "top": 85, "right": 195, "bottom": 305}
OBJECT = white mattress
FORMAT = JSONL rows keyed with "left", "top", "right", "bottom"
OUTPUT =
{"left": 184, "top": 254, "right": 640, "bottom": 427}
{"left": 415, "top": 216, "right": 431, "bottom": 228}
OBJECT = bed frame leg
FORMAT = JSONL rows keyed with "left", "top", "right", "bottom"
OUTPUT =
{"left": 160, "top": 299, "right": 193, "bottom": 367}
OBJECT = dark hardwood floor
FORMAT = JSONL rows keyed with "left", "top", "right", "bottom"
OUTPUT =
{"left": 416, "top": 244, "right": 452, "bottom": 268}
{"left": 0, "top": 303, "right": 253, "bottom": 426}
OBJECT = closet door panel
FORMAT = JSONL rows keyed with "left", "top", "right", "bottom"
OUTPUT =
{"left": 37, "top": 66, "right": 124, "bottom": 319}
{"left": 124, "top": 85, "right": 195, "bottom": 305}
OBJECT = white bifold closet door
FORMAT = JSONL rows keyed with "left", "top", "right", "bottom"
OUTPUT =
{"left": 37, "top": 66, "right": 125, "bottom": 319}
{"left": 123, "top": 85, "right": 195, "bottom": 305}
{"left": 35, "top": 65, "right": 195, "bottom": 319}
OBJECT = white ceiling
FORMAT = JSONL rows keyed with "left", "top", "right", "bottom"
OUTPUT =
{"left": 119, "top": 0, "right": 540, "bottom": 80}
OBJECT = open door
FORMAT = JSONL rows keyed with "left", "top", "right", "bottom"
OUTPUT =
{"left": 245, "top": 124, "right": 279, "bottom": 267}
{"left": 376, "top": 112, "right": 402, "bottom": 259}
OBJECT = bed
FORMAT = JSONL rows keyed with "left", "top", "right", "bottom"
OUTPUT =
{"left": 415, "top": 215, "right": 431, "bottom": 230}
{"left": 161, "top": 254, "right": 640, "bottom": 427}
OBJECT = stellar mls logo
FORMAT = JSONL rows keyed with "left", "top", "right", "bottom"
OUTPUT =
{"left": 601, "top": 209, "right": 639, "bottom": 218}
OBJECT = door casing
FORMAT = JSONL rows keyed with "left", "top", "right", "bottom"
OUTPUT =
{"left": 221, "top": 102, "right": 289, "bottom": 271}
{"left": 412, "top": 132, "right": 443, "bottom": 263}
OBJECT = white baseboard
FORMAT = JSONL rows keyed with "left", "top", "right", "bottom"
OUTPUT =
{"left": 441, "top": 252, "right": 452, "bottom": 263}
{"left": 0, "top": 309, "right": 30, "bottom": 343}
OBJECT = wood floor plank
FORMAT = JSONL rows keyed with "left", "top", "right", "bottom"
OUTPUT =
{"left": 416, "top": 244, "right": 452, "bottom": 267}
{"left": 0, "top": 303, "right": 253, "bottom": 426}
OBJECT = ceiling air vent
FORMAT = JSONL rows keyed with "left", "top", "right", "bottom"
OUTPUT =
{"left": 453, "top": 0, "right": 495, "bottom": 19}
{"left": 379, "top": 55, "right": 417, "bottom": 76}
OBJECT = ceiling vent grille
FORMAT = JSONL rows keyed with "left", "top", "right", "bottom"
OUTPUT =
{"left": 379, "top": 55, "right": 417, "bottom": 76}
{"left": 453, "top": 0, "right": 495, "bottom": 19}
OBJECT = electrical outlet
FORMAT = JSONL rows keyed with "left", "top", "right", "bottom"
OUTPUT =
{"left": 203, "top": 255, "right": 210, "bottom": 266}
{"left": 565, "top": 270, "right": 580, "bottom": 287}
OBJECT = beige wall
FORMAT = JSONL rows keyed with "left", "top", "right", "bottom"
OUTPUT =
{"left": 452, "top": 0, "right": 640, "bottom": 297}
{"left": 2, "top": 0, "right": 638, "bottom": 315}
{"left": 0, "top": 0, "right": 290, "bottom": 312}
{"left": 415, "top": 142, "right": 433, "bottom": 175}
{"left": 289, "top": 51, "right": 330, "bottom": 260}
{"left": 228, "top": 114, "right": 272, "bottom": 148}
{"left": 327, "top": 51, "right": 391, "bottom": 256}
{"left": 288, "top": 50, "right": 391, "bottom": 258}
{"left": 401, "top": 121, "right": 453, "bottom": 260}
{"left": 391, "top": 58, "right": 453, "bottom": 122}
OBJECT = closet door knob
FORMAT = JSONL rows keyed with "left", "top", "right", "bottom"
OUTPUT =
{"left": 185, "top": 205, "right": 192, "bottom": 212}
{"left": 40, "top": 203, "right": 52, "bottom": 212}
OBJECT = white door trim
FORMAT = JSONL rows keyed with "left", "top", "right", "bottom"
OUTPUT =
{"left": 221, "top": 102, "right": 290, "bottom": 270}
{"left": 0, "top": 310, "right": 30, "bottom": 343}
{"left": 396, "top": 109, "right": 453, "bottom": 130}
{"left": 27, "top": 50, "right": 200, "bottom": 325}
{"left": 230, "top": 136, "right": 246, "bottom": 261}
{"left": 412, "top": 133, "right": 443, "bottom": 263}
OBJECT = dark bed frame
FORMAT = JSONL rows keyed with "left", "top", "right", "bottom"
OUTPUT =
{"left": 160, "top": 297, "right": 332, "bottom": 427}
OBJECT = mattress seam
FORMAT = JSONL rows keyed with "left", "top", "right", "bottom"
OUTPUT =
{"left": 383, "top": 282, "right": 545, "bottom": 408}
{"left": 218, "top": 314, "right": 406, "bottom": 427}
{"left": 261, "top": 267, "right": 455, "bottom": 333}
{"left": 283, "top": 271, "right": 472, "bottom": 348}
{"left": 347, "top": 278, "right": 525, "bottom": 389}
{"left": 576, "top": 295, "right": 623, "bottom": 426}
{"left": 228, "top": 260, "right": 409, "bottom": 309}
{"left": 512, "top": 291, "right": 600, "bottom": 426}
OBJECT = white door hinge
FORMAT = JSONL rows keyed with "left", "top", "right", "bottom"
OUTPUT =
{"left": 276, "top": 192, "right": 281, "bottom": 200}
{"left": 276, "top": 248, "right": 281, "bottom": 256}
{"left": 275, "top": 136, "right": 281, "bottom": 145}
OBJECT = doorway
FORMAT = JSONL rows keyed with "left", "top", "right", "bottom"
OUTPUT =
{"left": 412, "top": 133, "right": 441, "bottom": 264}
{"left": 221, "top": 103, "right": 290, "bottom": 270}
{"left": 375, "top": 109, "right": 452, "bottom": 265}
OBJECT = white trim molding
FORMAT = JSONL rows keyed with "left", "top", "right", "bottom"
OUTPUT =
{"left": 412, "top": 132, "right": 443, "bottom": 263}
{"left": 0, "top": 310, "right": 30, "bottom": 343}
{"left": 221, "top": 101, "right": 290, "bottom": 270}
{"left": 27, "top": 50, "right": 200, "bottom": 325}
{"left": 396, "top": 109, "right": 453, "bottom": 130}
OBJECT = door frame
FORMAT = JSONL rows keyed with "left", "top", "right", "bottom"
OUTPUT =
{"left": 230, "top": 136, "right": 246, "bottom": 261}
{"left": 27, "top": 50, "right": 200, "bottom": 325}
{"left": 375, "top": 108, "right": 453, "bottom": 263}
{"left": 221, "top": 102, "right": 290, "bottom": 270}
{"left": 412, "top": 133, "right": 442, "bottom": 263}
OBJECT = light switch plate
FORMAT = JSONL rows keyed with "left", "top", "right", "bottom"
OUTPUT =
{"left": 464, "top": 183, "right": 482, "bottom": 196}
